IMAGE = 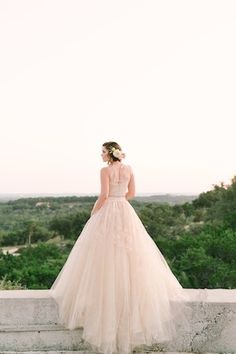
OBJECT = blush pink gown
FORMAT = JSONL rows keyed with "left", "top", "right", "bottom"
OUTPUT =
{"left": 49, "top": 163, "right": 192, "bottom": 354}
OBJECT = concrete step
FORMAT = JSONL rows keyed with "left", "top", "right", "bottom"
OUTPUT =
{"left": 0, "top": 290, "right": 57, "bottom": 326}
{"left": 0, "top": 324, "right": 87, "bottom": 352}
{"left": 0, "top": 289, "right": 235, "bottom": 353}
{"left": 0, "top": 352, "right": 233, "bottom": 354}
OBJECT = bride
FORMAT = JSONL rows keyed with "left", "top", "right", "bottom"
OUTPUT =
{"left": 49, "top": 141, "right": 192, "bottom": 354}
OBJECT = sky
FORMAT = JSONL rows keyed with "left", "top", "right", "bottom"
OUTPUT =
{"left": 0, "top": 0, "right": 235, "bottom": 195}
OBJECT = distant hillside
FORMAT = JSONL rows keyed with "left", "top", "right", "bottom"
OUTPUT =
{"left": 134, "top": 194, "right": 198, "bottom": 204}
{"left": 0, "top": 193, "right": 94, "bottom": 203}
{"left": 0, "top": 193, "right": 198, "bottom": 205}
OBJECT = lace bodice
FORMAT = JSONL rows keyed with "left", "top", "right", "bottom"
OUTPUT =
{"left": 107, "top": 163, "right": 132, "bottom": 197}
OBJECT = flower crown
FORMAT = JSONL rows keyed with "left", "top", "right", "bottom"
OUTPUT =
{"left": 109, "top": 146, "right": 126, "bottom": 160}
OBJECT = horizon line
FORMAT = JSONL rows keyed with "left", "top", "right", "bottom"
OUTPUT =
{"left": 0, "top": 192, "right": 199, "bottom": 196}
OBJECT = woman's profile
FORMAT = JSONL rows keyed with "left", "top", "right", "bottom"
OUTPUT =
{"left": 49, "top": 141, "right": 192, "bottom": 354}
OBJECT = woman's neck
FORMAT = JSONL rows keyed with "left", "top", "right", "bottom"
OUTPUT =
{"left": 110, "top": 161, "right": 121, "bottom": 166}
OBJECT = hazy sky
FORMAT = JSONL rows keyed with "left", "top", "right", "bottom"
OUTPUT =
{"left": 0, "top": 0, "right": 235, "bottom": 195}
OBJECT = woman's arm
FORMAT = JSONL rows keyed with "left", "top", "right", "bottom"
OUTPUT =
{"left": 90, "top": 167, "right": 109, "bottom": 216}
{"left": 125, "top": 165, "right": 135, "bottom": 200}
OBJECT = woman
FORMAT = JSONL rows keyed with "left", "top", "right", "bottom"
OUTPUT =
{"left": 49, "top": 141, "right": 192, "bottom": 354}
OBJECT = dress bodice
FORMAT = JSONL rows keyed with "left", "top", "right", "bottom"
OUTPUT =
{"left": 107, "top": 163, "right": 132, "bottom": 198}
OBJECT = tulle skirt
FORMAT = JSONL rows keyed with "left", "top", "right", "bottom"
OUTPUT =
{"left": 49, "top": 196, "right": 193, "bottom": 354}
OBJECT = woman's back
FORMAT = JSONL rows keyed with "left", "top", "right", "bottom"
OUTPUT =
{"left": 107, "top": 163, "right": 135, "bottom": 198}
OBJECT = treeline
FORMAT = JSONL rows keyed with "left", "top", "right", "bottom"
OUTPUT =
{"left": 0, "top": 196, "right": 96, "bottom": 246}
{"left": 0, "top": 176, "right": 235, "bottom": 290}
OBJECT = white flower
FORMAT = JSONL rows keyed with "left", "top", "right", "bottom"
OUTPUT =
{"left": 113, "top": 148, "right": 122, "bottom": 158}
{"left": 109, "top": 146, "right": 125, "bottom": 159}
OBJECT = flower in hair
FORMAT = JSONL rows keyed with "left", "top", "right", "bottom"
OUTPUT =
{"left": 110, "top": 147, "right": 125, "bottom": 159}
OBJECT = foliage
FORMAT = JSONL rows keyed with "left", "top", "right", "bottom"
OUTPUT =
{"left": 0, "top": 274, "right": 27, "bottom": 290}
{"left": 0, "top": 175, "right": 235, "bottom": 289}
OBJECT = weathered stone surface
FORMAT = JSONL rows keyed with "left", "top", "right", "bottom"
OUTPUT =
{"left": 0, "top": 288, "right": 235, "bottom": 353}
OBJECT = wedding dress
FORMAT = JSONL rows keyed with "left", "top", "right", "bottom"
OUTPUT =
{"left": 49, "top": 163, "right": 192, "bottom": 354}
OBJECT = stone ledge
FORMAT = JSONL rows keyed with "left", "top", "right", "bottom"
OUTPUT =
{"left": 0, "top": 352, "right": 233, "bottom": 354}
{"left": 0, "top": 289, "right": 235, "bottom": 353}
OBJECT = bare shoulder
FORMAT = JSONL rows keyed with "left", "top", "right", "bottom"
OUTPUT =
{"left": 124, "top": 163, "right": 132, "bottom": 169}
{"left": 119, "top": 163, "right": 134, "bottom": 176}
{"left": 100, "top": 166, "right": 109, "bottom": 173}
{"left": 127, "top": 164, "right": 134, "bottom": 174}
{"left": 121, "top": 163, "right": 131, "bottom": 169}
